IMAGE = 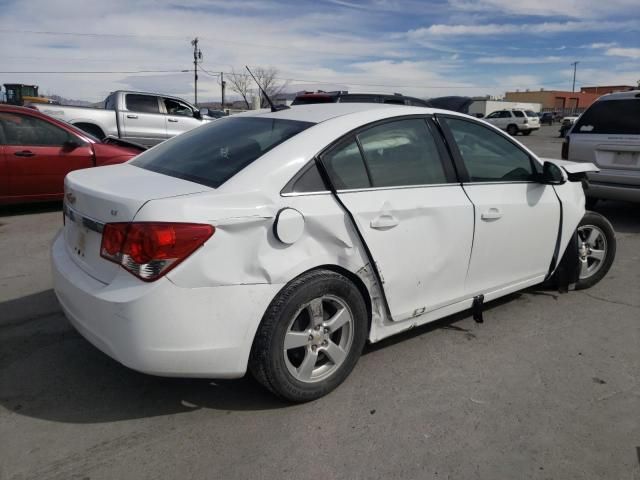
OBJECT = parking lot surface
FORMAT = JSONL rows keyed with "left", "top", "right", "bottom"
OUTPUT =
{"left": 1, "top": 126, "right": 639, "bottom": 479}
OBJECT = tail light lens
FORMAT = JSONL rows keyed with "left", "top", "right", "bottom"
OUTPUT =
{"left": 561, "top": 135, "right": 570, "bottom": 160}
{"left": 100, "top": 222, "right": 214, "bottom": 281}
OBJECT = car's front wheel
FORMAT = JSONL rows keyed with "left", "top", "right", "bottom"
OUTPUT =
{"left": 250, "top": 269, "right": 368, "bottom": 402}
{"left": 575, "top": 211, "right": 616, "bottom": 290}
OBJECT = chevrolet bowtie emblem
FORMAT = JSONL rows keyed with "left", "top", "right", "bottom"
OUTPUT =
{"left": 65, "top": 192, "right": 76, "bottom": 204}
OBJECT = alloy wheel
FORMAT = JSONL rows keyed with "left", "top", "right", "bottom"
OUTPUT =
{"left": 283, "top": 295, "right": 354, "bottom": 383}
{"left": 577, "top": 224, "right": 607, "bottom": 280}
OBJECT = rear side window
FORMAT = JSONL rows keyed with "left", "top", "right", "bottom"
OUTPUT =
{"left": 573, "top": 99, "right": 640, "bottom": 135}
{"left": 513, "top": 111, "right": 525, "bottom": 118}
{"left": 126, "top": 94, "right": 160, "bottom": 114}
{"left": 322, "top": 140, "right": 370, "bottom": 190}
{"left": 357, "top": 119, "right": 447, "bottom": 187}
{"left": 132, "top": 117, "right": 313, "bottom": 188}
{"left": 443, "top": 117, "right": 535, "bottom": 182}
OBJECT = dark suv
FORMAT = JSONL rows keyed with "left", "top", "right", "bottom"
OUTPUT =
{"left": 291, "top": 92, "right": 474, "bottom": 114}
{"left": 292, "top": 91, "right": 429, "bottom": 107}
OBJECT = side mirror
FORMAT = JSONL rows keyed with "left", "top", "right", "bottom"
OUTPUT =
{"left": 198, "top": 107, "right": 209, "bottom": 118}
{"left": 540, "top": 161, "right": 566, "bottom": 185}
{"left": 62, "top": 139, "right": 81, "bottom": 150}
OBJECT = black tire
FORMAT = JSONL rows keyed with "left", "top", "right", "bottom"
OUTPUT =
{"left": 506, "top": 124, "right": 518, "bottom": 136}
{"left": 249, "top": 269, "right": 368, "bottom": 402}
{"left": 575, "top": 211, "right": 616, "bottom": 290}
{"left": 585, "top": 197, "right": 599, "bottom": 210}
{"left": 522, "top": 130, "right": 532, "bottom": 136}
{"left": 74, "top": 123, "right": 105, "bottom": 140}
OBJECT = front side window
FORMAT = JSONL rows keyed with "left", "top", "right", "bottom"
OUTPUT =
{"left": 443, "top": 117, "right": 535, "bottom": 182}
{"left": 132, "top": 117, "right": 313, "bottom": 188}
{"left": 0, "top": 112, "right": 72, "bottom": 146}
{"left": 573, "top": 99, "right": 640, "bottom": 135}
{"left": 499, "top": 111, "right": 512, "bottom": 118}
{"left": 164, "top": 98, "right": 194, "bottom": 117}
{"left": 357, "top": 119, "right": 447, "bottom": 187}
{"left": 126, "top": 94, "right": 160, "bottom": 114}
{"left": 485, "top": 111, "right": 500, "bottom": 119}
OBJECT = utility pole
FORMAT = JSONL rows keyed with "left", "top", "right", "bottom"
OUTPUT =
{"left": 191, "top": 37, "right": 202, "bottom": 106}
{"left": 220, "top": 71, "right": 226, "bottom": 110}
{"left": 571, "top": 61, "right": 579, "bottom": 93}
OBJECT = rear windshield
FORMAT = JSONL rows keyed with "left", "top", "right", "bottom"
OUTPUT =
{"left": 573, "top": 99, "right": 640, "bottom": 135}
{"left": 525, "top": 110, "right": 538, "bottom": 117}
{"left": 131, "top": 117, "right": 313, "bottom": 188}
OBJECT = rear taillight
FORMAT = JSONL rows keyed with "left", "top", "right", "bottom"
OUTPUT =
{"left": 561, "top": 135, "right": 570, "bottom": 160}
{"left": 100, "top": 222, "right": 214, "bottom": 281}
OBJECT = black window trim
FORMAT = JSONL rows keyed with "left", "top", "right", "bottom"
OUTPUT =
{"left": 281, "top": 114, "right": 460, "bottom": 196}
{"left": 435, "top": 113, "right": 543, "bottom": 184}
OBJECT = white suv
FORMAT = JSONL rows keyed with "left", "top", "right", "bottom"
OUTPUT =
{"left": 563, "top": 90, "right": 640, "bottom": 204}
{"left": 484, "top": 109, "right": 540, "bottom": 136}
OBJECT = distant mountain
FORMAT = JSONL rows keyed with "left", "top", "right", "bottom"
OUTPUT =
{"left": 48, "top": 94, "right": 99, "bottom": 107}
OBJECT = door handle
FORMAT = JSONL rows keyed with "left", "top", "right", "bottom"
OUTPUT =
{"left": 481, "top": 208, "right": 502, "bottom": 220}
{"left": 168, "top": 118, "right": 179, "bottom": 122}
{"left": 370, "top": 213, "right": 399, "bottom": 229}
{"left": 126, "top": 114, "right": 138, "bottom": 119}
{"left": 14, "top": 150, "right": 35, "bottom": 157}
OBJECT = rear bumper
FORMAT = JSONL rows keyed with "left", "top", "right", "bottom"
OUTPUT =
{"left": 51, "top": 232, "right": 282, "bottom": 378}
{"left": 587, "top": 181, "right": 640, "bottom": 203}
{"left": 519, "top": 124, "right": 540, "bottom": 131}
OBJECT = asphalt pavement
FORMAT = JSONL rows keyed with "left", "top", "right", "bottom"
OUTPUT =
{"left": 1, "top": 125, "right": 639, "bottom": 480}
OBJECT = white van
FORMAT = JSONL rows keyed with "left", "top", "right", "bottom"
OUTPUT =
{"left": 563, "top": 90, "right": 640, "bottom": 204}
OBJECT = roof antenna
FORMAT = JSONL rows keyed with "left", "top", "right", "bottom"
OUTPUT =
{"left": 245, "top": 65, "right": 290, "bottom": 112}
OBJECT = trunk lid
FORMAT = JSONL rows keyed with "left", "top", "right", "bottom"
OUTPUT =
{"left": 63, "top": 164, "right": 209, "bottom": 284}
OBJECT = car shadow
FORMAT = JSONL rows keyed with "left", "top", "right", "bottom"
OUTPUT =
{"left": 0, "top": 289, "right": 508, "bottom": 424}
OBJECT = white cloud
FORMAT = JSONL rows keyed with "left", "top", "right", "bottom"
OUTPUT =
{"left": 476, "top": 56, "right": 569, "bottom": 64}
{"left": 448, "top": 0, "right": 640, "bottom": 19}
{"left": 406, "top": 20, "right": 637, "bottom": 38}
{"left": 589, "top": 42, "right": 618, "bottom": 49}
{"left": 606, "top": 47, "right": 640, "bottom": 58}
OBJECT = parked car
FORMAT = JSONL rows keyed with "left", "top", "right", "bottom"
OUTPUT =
{"left": 33, "top": 90, "right": 218, "bottom": 147}
{"left": 562, "top": 90, "right": 640, "bottom": 204}
{"left": 53, "top": 103, "right": 614, "bottom": 402}
{"left": 292, "top": 91, "right": 474, "bottom": 114}
{"left": 540, "top": 112, "right": 555, "bottom": 125}
{"left": 483, "top": 109, "right": 540, "bottom": 135}
{"left": 559, "top": 115, "right": 579, "bottom": 138}
{"left": 292, "top": 91, "right": 430, "bottom": 107}
{"left": 0, "top": 105, "right": 145, "bottom": 205}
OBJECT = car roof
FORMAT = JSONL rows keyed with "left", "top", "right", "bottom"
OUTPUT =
{"left": 598, "top": 90, "right": 640, "bottom": 101}
{"left": 238, "top": 103, "right": 439, "bottom": 124}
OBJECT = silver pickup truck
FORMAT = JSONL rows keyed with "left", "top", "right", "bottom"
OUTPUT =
{"left": 34, "top": 90, "right": 221, "bottom": 147}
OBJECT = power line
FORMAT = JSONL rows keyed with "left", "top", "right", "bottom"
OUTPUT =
{"left": 0, "top": 69, "right": 190, "bottom": 74}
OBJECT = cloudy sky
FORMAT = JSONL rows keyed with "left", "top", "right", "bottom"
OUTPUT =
{"left": 1, "top": 0, "right": 639, "bottom": 103}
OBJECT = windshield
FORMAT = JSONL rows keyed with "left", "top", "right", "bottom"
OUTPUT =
{"left": 131, "top": 117, "right": 314, "bottom": 188}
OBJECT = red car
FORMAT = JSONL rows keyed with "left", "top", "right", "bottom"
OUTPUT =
{"left": 0, "top": 105, "right": 145, "bottom": 205}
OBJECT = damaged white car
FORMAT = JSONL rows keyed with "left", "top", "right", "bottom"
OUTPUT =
{"left": 52, "top": 103, "right": 616, "bottom": 402}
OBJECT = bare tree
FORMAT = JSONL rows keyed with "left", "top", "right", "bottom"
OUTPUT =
{"left": 227, "top": 66, "right": 289, "bottom": 109}
{"left": 250, "top": 67, "right": 289, "bottom": 108}
{"left": 226, "top": 68, "right": 253, "bottom": 109}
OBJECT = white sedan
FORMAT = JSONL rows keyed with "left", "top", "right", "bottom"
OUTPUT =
{"left": 52, "top": 103, "right": 616, "bottom": 402}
